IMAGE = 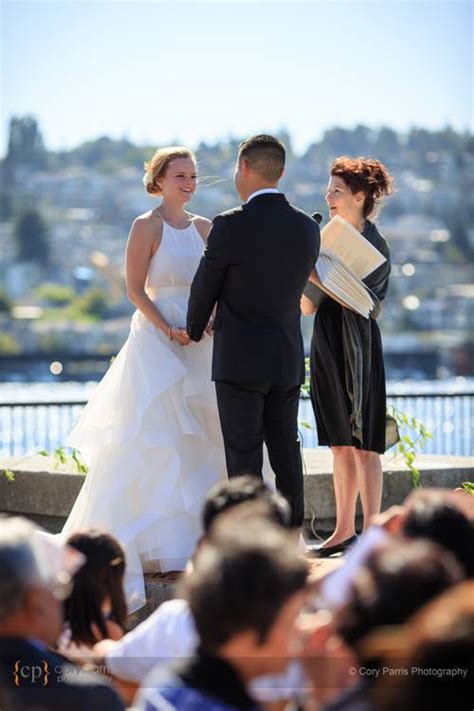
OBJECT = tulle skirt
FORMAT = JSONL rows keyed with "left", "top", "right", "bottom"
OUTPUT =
{"left": 60, "top": 293, "right": 226, "bottom": 611}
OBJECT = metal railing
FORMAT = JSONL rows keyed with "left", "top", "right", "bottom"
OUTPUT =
{"left": 0, "top": 401, "right": 87, "bottom": 458}
{"left": 1, "top": 393, "right": 473, "bottom": 458}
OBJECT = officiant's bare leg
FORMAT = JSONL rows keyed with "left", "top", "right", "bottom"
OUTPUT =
{"left": 354, "top": 449, "right": 383, "bottom": 531}
{"left": 321, "top": 446, "right": 358, "bottom": 547}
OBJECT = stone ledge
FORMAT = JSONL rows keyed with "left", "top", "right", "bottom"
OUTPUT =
{"left": 1, "top": 452, "right": 472, "bottom": 624}
{"left": 1, "top": 451, "right": 472, "bottom": 531}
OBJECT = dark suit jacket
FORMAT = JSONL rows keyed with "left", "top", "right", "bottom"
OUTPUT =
{"left": 0, "top": 636, "right": 124, "bottom": 710}
{"left": 187, "top": 193, "right": 320, "bottom": 385}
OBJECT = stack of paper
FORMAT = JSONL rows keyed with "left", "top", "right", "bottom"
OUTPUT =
{"left": 316, "top": 253, "right": 374, "bottom": 318}
{"left": 314, "top": 215, "right": 387, "bottom": 318}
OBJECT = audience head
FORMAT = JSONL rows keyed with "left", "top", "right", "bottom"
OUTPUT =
{"left": 366, "top": 581, "right": 474, "bottom": 710}
{"left": 401, "top": 488, "right": 474, "bottom": 577}
{"left": 235, "top": 134, "right": 285, "bottom": 200}
{"left": 335, "top": 539, "right": 463, "bottom": 656}
{"left": 65, "top": 529, "right": 127, "bottom": 645}
{"left": 181, "top": 516, "right": 309, "bottom": 675}
{"left": 0, "top": 516, "right": 81, "bottom": 646}
{"left": 202, "top": 475, "right": 291, "bottom": 533}
{"left": 327, "top": 156, "right": 394, "bottom": 222}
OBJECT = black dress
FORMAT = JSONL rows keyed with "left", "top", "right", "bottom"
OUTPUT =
{"left": 309, "top": 221, "right": 390, "bottom": 454}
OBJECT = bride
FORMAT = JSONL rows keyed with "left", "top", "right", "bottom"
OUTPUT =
{"left": 61, "top": 147, "right": 226, "bottom": 611}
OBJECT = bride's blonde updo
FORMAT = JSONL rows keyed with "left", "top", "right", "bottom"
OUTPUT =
{"left": 143, "top": 146, "right": 196, "bottom": 196}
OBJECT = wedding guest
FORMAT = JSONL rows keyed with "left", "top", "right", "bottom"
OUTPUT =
{"left": 59, "top": 530, "right": 127, "bottom": 654}
{"left": 367, "top": 581, "right": 474, "bottom": 711}
{"left": 92, "top": 477, "right": 292, "bottom": 685}
{"left": 401, "top": 488, "right": 474, "bottom": 577}
{"left": 318, "top": 487, "right": 474, "bottom": 611}
{"left": 303, "top": 539, "right": 464, "bottom": 711}
{"left": 135, "top": 517, "right": 311, "bottom": 711}
{"left": 301, "top": 157, "right": 394, "bottom": 556}
{"left": 0, "top": 516, "right": 124, "bottom": 710}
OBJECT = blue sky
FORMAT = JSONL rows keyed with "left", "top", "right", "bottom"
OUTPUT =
{"left": 1, "top": 0, "right": 472, "bottom": 155}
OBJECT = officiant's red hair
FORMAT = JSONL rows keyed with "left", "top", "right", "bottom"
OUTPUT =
{"left": 331, "top": 157, "right": 395, "bottom": 218}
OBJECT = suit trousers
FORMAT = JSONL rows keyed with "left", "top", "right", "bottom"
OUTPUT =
{"left": 214, "top": 380, "right": 304, "bottom": 527}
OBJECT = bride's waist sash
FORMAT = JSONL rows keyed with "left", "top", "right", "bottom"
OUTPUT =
{"left": 146, "top": 285, "right": 190, "bottom": 302}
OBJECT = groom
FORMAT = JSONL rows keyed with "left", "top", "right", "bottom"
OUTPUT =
{"left": 187, "top": 135, "right": 320, "bottom": 527}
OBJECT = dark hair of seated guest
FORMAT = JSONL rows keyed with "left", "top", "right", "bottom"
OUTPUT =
{"left": 401, "top": 489, "right": 474, "bottom": 577}
{"left": 181, "top": 515, "right": 308, "bottom": 650}
{"left": 201, "top": 474, "right": 291, "bottom": 533}
{"left": 364, "top": 581, "right": 474, "bottom": 711}
{"left": 64, "top": 530, "right": 127, "bottom": 646}
{"left": 335, "top": 539, "right": 464, "bottom": 653}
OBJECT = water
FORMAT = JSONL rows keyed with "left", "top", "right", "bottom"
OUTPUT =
{"left": 1, "top": 378, "right": 472, "bottom": 458}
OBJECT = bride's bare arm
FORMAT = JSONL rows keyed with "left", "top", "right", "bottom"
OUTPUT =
{"left": 126, "top": 216, "right": 190, "bottom": 345}
{"left": 193, "top": 216, "right": 212, "bottom": 243}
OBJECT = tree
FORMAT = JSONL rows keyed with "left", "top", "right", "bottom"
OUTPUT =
{"left": 14, "top": 209, "right": 50, "bottom": 264}
{"left": 0, "top": 290, "right": 12, "bottom": 314}
{"left": 77, "top": 288, "right": 108, "bottom": 318}
{"left": 6, "top": 116, "right": 47, "bottom": 170}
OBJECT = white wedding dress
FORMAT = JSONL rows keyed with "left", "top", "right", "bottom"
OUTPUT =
{"left": 61, "top": 219, "right": 226, "bottom": 611}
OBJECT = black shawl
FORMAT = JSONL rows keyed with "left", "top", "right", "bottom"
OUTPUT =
{"left": 341, "top": 220, "right": 391, "bottom": 446}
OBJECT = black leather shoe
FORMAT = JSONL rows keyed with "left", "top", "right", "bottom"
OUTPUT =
{"left": 311, "top": 534, "right": 359, "bottom": 558}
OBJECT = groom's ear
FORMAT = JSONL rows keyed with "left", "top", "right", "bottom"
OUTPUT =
{"left": 240, "top": 158, "right": 251, "bottom": 177}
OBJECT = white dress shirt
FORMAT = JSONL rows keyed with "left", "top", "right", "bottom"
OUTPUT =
{"left": 106, "top": 597, "right": 307, "bottom": 701}
{"left": 246, "top": 188, "right": 280, "bottom": 203}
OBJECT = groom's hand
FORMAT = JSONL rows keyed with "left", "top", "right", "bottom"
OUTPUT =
{"left": 204, "top": 317, "right": 214, "bottom": 337}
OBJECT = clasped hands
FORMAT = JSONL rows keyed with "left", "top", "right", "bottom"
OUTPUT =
{"left": 168, "top": 319, "right": 214, "bottom": 346}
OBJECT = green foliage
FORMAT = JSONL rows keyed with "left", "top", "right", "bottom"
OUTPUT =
{"left": 388, "top": 406, "right": 432, "bottom": 487}
{"left": 14, "top": 208, "right": 50, "bottom": 264}
{"left": 35, "top": 283, "right": 76, "bottom": 306}
{"left": 38, "top": 447, "right": 88, "bottom": 475}
{"left": 76, "top": 287, "right": 108, "bottom": 318}
{"left": 2, "top": 468, "right": 15, "bottom": 482}
{"left": 38, "top": 286, "right": 111, "bottom": 324}
{"left": 301, "top": 357, "right": 311, "bottom": 397}
{"left": 0, "top": 290, "right": 12, "bottom": 313}
{"left": 71, "top": 448, "right": 88, "bottom": 474}
{"left": 37, "top": 331, "right": 67, "bottom": 352}
{"left": 0, "top": 333, "right": 21, "bottom": 354}
{"left": 461, "top": 482, "right": 474, "bottom": 495}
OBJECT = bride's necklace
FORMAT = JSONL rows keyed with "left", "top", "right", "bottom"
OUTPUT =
{"left": 155, "top": 207, "right": 191, "bottom": 230}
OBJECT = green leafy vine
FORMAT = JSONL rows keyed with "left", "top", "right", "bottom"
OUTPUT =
{"left": 38, "top": 447, "right": 88, "bottom": 475}
{"left": 387, "top": 405, "right": 432, "bottom": 487}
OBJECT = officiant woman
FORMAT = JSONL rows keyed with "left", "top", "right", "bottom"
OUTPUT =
{"left": 301, "top": 157, "right": 394, "bottom": 556}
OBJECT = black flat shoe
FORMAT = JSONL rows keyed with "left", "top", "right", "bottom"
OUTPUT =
{"left": 311, "top": 534, "right": 359, "bottom": 558}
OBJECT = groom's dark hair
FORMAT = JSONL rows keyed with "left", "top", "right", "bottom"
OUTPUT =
{"left": 239, "top": 134, "right": 285, "bottom": 182}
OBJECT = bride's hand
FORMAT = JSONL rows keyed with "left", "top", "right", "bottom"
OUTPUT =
{"left": 171, "top": 327, "right": 190, "bottom": 346}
